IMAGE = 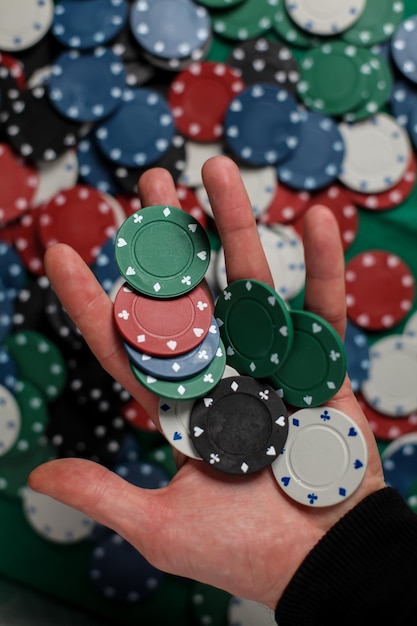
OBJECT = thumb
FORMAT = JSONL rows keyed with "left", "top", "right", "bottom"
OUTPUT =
{"left": 28, "top": 458, "right": 164, "bottom": 558}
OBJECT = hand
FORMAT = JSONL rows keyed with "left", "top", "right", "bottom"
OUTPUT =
{"left": 29, "top": 156, "right": 386, "bottom": 610}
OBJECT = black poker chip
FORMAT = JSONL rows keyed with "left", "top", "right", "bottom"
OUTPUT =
{"left": 46, "top": 388, "right": 130, "bottom": 467}
{"left": 12, "top": 275, "right": 51, "bottom": 334}
{"left": 190, "top": 376, "right": 289, "bottom": 476}
{"left": 66, "top": 350, "right": 131, "bottom": 414}
{"left": 226, "top": 38, "right": 300, "bottom": 98}
{"left": 3, "top": 83, "right": 87, "bottom": 162}
{"left": 44, "top": 284, "right": 87, "bottom": 353}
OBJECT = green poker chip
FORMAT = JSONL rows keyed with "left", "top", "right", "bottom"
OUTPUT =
{"left": 6, "top": 378, "right": 49, "bottom": 458}
{"left": 266, "top": 310, "right": 347, "bottom": 408}
{"left": 130, "top": 340, "right": 226, "bottom": 400}
{"left": 342, "top": 0, "right": 404, "bottom": 46}
{"left": 5, "top": 330, "right": 67, "bottom": 403}
{"left": 343, "top": 50, "right": 392, "bottom": 122}
{"left": 114, "top": 205, "right": 211, "bottom": 298}
{"left": 214, "top": 279, "right": 293, "bottom": 378}
{"left": 297, "top": 41, "right": 371, "bottom": 116}
{"left": 212, "top": 0, "right": 277, "bottom": 41}
{"left": 272, "top": 0, "right": 318, "bottom": 48}
{"left": 190, "top": 580, "right": 231, "bottom": 626}
{"left": 0, "top": 440, "right": 56, "bottom": 499}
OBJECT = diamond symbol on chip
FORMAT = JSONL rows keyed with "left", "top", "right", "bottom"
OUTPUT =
{"left": 241, "top": 462, "right": 249, "bottom": 473}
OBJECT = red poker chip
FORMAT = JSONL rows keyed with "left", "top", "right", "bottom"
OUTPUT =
{"left": 120, "top": 397, "right": 158, "bottom": 432}
{"left": 168, "top": 61, "right": 245, "bottom": 142}
{"left": 308, "top": 184, "right": 359, "bottom": 251}
{"left": 176, "top": 184, "right": 208, "bottom": 229}
{"left": 115, "top": 194, "right": 142, "bottom": 218}
{"left": 357, "top": 392, "right": 417, "bottom": 441}
{"left": 12, "top": 207, "right": 46, "bottom": 276}
{"left": 344, "top": 152, "right": 417, "bottom": 211}
{"left": 258, "top": 183, "right": 310, "bottom": 226}
{"left": 0, "top": 52, "right": 26, "bottom": 89}
{"left": 345, "top": 250, "right": 415, "bottom": 330}
{"left": 37, "top": 185, "right": 118, "bottom": 265}
{"left": 0, "top": 143, "right": 38, "bottom": 225}
{"left": 114, "top": 282, "right": 213, "bottom": 357}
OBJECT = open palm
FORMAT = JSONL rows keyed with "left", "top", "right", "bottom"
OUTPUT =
{"left": 29, "top": 156, "right": 385, "bottom": 610}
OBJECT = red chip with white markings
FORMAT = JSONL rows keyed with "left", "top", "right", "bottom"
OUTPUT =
{"left": 176, "top": 184, "right": 208, "bottom": 229}
{"left": 37, "top": 185, "right": 118, "bottom": 265}
{"left": 120, "top": 397, "right": 158, "bottom": 432}
{"left": 357, "top": 392, "right": 417, "bottom": 441}
{"left": 308, "top": 184, "right": 358, "bottom": 251}
{"left": 344, "top": 152, "right": 417, "bottom": 211}
{"left": 258, "top": 183, "right": 310, "bottom": 226}
{"left": 345, "top": 250, "right": 415, "bottom": 330}
{"left": 113, "top": 281, "right": 213, "bottom": 357}
{"left": 0, "top": 143, "right": 38, "bottom": 225}
{"left": 168, "top": 61, "right": 245, "bottom": 142}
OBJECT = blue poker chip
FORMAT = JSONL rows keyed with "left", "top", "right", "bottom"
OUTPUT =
{"left": 407, "top": 106, "right": 417, "bottom": 152}
{"left": 77, "top": 134, "right": 120, "bottom": 195}
{"left": 90, "top": 237, "right": 120, "bottom": 294}
{"left": 224, "top": 83, "right": 301, "bottom": 166}
{"left": 48, "top": 48, "right": 126, "bottom": 123}
{"left": 0, "top": 241, "right": 27, "bottom": 300}
{"left": 89, "top": 530, "right": 165, "bottom": 602}
{"left": 0, "top": 345, "right": 18, "bottom": 392}
{"left": 389, "top": 77, "right": 417, "bottom": 130}
{"left": 0, "top": 280, "right": 13, "bottom": 343}
{"left": 129, "top": 0, "right": 211, "bottom": 61}
{"left": 94, "top": 87, "right": 175, "bottom": 168}
{"left": 276, "top": 110, "right": 345, "bottom": 190}
{"left": 113, "top": 460, "right": 170, "bottom": 489}
{"left": 52, "top": 0, "right": 129, "bottom": 49}
{"left": 391, "top": 16, "right": 417, "bottom": 84}
{"left": 382, "top": 434, "right": 417, "bottom": 500}
{"left": 123, "top": 316, "right": 221, "bottom": 381}
{"left": 344, "top": 321, "right": 370, "bottom": 392}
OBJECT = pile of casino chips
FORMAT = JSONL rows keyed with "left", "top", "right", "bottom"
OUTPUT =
{"left": 111, "top": 202, "right": 368, "bottom": 509}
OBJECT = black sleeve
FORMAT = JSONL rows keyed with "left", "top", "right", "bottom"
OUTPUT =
{"left": 275, "top": 487, "right": 417, "bottom": 626}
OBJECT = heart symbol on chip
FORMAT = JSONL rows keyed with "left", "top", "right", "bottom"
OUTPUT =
{"left": 303, "top": 396, "right": 313, "bottom": 405}
{"left": 197, "top": 251, "right": 207, "bottom": 260}
{"left": 227, "top": 346, "right": 235, "bottom": 356}
{"left": 279, "top": 326, "right": 288, "bottom": 336}
{"left": 312, "top": 323, "right": 322, "bottom": 333}
{"left": 167, "top": 340, "right": 177, "bottom": 351}
{"left": 173, "top": 432, "right": 183, "bottom": 441}
{"left": 193, "top": 426, "right": 204, "bottom": 437}
{"left": 117, "top": 238, "right": 127, "bottom": 247}
{"left": 348, "top": 427, "right": 358, "bottom": 437}
{"left": 276, "top": 415, "right": 286, "bottom": 427}
{"left": 193, "top": 328, "right": 204, "bottom": 337}
{"left": 267, "top": 296, "right": 276, "bottom": 306}
{"left": 354, "top": 459, "right": 363, "bottom": 469}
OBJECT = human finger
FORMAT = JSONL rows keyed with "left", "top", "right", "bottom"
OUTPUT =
{"left": 202, "top": 155, "right": 274, "bottom": 287}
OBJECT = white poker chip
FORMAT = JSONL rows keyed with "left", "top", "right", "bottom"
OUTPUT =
{"left": 0, "top": 0, "right": 54, "bottom": 51}
{"left": 196, "top": 164, "right": 277, "bottom": 219}
{"left": 22, "top": 487, "right": 95, "bottom": 543}
{"left": 215, "top": 224, "right": 305, "bottom": 301}
{"left": 0, "top": 384, "right": 21, "bottom": 457}
{"left": 361, "top": 335, "right": 417, "bottom": 417}
{"left": 178, "top": 140, "right": 224, "bottom": 188}
{"left": 158, "top": 398, "right": 202, "bottom": 460}
{"left": 337, "top": 113, "right": 411, "bottom": 193}
{"left": 403, "top": 311, "right": 417, "bottom": 341}
{"left": 271, "top": 406, "right": 368, "bottom": 507}
{"left": 32, "top": 150, "right": 79, "bottom": 207}
{"left": 228, "top": 596, "right": 278, "bottom": 626}
{"left": 284, "top": 0, "right": 366, "bottom": 36}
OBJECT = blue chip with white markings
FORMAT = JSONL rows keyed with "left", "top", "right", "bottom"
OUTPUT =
{"left": 224, "top": 83, "right": 301, "bottom": 166}
{"left": 0, "top": 346, "right": 18, "bottom": 392}
{"left": 89, "top": 530, "right": 165, "bottom": 602}
{"left": 276, "top": 110, "right": 345, "bottom": 190}
{"left": 124, "top": 316, "right": 221, "bottom": 381}
{"left": 94, "top": 87, "right": 175, "bottom": 168}
{"left": 77, "top": 134, "right": 120, "bottom": 195}
{"left": 391, "top": 15, "right": 417, "bottom": 84}
{"left": 48, "top": 48, "right": 126, "bottom": 123}
{"left": 91, "top": 237, "right": 120, "bottom": 294}
{"left": 344, "top": 321, "right": 370, "bottom": 392}
{"left": 113, "top": 460, "right": 170, "bottom": 489}
{"left": 129, "top": 0, "right": 211, "bottom": 60}
{"left": 0, "top": 241, "right": 27, "bottom": 300}
{"left": 382, "top": 434, "right": 417, "bottom": 500}
{"left": 52, "top": 0, "right": 129, "bottom": 49}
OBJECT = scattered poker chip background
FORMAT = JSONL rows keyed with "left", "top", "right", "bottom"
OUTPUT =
{"left": 0, "top": 0, "right": 417, "bottom": 624}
